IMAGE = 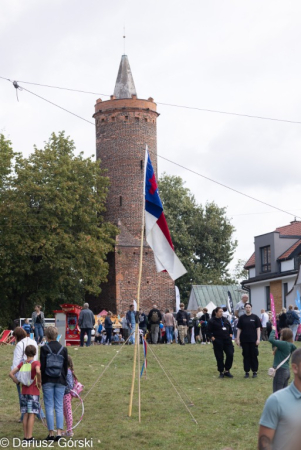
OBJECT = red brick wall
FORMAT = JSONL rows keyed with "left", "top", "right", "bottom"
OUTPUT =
{"left": 115, "top": 245, "right": 175, "bottom": 314}
{"left": 92, "top": 95, "right": 176, "bottom": 315}
{"left": 270, "top": 280, "right": 283, "bottom": 313}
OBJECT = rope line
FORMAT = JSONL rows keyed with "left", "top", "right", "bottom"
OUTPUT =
{"left": 2, "top": 77, "right": 300, "bottom": 220}
{"left": 2, "top": 75, "right": 301, "bottom": 125}
{"left": 72, "top": 330, "right": 135, "bottom": 414}
{"left": 151, "top": 352, "right": 195, "bottom": 406}
{"left": 147, "top": 345, "right": 198, "bottom": 425}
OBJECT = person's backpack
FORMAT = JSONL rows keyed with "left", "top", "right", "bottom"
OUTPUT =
{"left": 45, "top": 344, "right": 64, "bottom": 377}
{"left": 151, "top": 310, "right": 159, "bottom": 323}
{"left": 18, "top": 360, "right": 35, "bottom": 387}
{"left": 286, "top": 312, "right": 294, "bottom": 326}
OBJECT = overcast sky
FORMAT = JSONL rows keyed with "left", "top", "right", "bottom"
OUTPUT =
{"left": 2, "top": 0, "right": 301, "bottom": 274}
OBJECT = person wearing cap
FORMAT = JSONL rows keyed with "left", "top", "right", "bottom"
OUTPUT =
{"left": 237, "top": 302, "right": 261, "bottom": 378}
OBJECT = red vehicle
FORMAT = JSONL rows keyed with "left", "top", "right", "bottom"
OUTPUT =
{"left": 54, "top": 304, "right": 83, "bottom": 346}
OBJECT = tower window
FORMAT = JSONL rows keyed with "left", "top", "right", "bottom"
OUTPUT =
{"left": 144, "top": 118, "right": 148, "bottom": 122}
{"left": 111, "top": 116, "right": 115, "bottom": 121}
{"left": 140, "top": 160, "right": 143, "bottom": 170}
{"left": 135, "top": 117, "right": 139, "bottom": 122}
{"left": 119, "top": 196, "right": 122, "bottom": 206}
{"left": 125, "top": 116, "right": 128, "bottom": 120}
{"left": 101, "top": 118, "right": 105, "bottom": 123}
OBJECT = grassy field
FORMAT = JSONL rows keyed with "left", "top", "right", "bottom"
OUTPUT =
{"left": 1, "top": 340, "right": 300, "bottom": 450}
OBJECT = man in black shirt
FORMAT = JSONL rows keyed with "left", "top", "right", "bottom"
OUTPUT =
{"left": 208, "top": 306, "right": 234, "bottom": 378}
{"left": 176, "top": 303, "right": 189, "bottom": 345}
{"left": 236, "top": 302, "right": 261, "bottom": 378}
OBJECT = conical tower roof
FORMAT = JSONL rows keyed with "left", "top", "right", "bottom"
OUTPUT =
{"left": 113, "top": 55, "right": 137, "bottom": 99}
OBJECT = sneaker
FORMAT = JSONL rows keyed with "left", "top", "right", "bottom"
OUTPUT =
{"left": 244, "top": 372, "right": 250, "bottom": 378}
{"left": 252, "top": 372, "right": 257, "bottom": 378}
{"left": 219, "top": 372, "right": 224, "bottom": 378}
{"left": 224, "top": 371, "right": 234, "bottom": 378}
{"left": 45, "top": 435, "right": 55, "bottom": 441}
{"left": 54, "top": 436, "right": 63, "bottom": 442}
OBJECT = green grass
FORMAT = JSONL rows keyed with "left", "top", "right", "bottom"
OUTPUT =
{"left": 1, "top": 341, "right": 300, "bottom": 450}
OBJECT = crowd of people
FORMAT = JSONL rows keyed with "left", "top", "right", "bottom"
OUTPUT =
{"left": 8, "top": 299, "right": 301, "bottom": 448}
{"left": 10, "top": 316, "right": 79, "bottom": 443}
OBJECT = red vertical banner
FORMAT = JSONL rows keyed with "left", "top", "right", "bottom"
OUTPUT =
{"left": 270, "top": 293, "right": 278, "bottom": 338}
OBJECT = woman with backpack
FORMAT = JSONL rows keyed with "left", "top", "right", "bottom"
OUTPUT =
{"left": 40, "top": 326, "right": 68, "bottom": 442}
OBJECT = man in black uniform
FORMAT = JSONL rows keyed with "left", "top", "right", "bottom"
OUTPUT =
{"left": 236, "top": 302, "right": 261, "bottom": 378}
{"left": 208, "top": 306, "right": 234, "bottom": 378}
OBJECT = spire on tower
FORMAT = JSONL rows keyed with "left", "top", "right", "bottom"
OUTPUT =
{"left": 113, "top": 55, "right": 137, "bottom": 99}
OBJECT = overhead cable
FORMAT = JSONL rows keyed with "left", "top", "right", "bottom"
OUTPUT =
{"left": 2, "top": 77, "right": 300, "bottom": 221}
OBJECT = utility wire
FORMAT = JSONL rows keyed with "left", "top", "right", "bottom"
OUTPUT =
{"left": 21, "top": 86, "right": 95, "bottom": 126}
{"left": 2, "top": 77, "right": 301, "bottom": 221}
{"left": 1, "top": 75, "right": 301, "bottom": 125}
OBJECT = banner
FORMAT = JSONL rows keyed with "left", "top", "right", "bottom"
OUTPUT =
{"left": 175, "top": 286, "right": 180, "bottom": 311}
{"left": 270, "top": 293, "right": 278, "bottom": 338}
{"left": 227, "top": 291, "right": 234, "bottom": 315}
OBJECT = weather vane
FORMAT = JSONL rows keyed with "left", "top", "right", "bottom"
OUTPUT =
{"left": 123, "top": 27, "right": 126, "bottom": 55}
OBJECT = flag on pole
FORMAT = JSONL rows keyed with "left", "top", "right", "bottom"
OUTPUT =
{"left": 144, "top": 148, "right": 187, "bottom": 281}
{"left": 227, "top": 290, "right": 234, "bottom": 315}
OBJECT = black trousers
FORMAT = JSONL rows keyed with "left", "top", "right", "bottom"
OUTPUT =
{"left": 241, "top": 342, "right": 259, "bottom": 373}
{"left": 212, "top": 339, "right": 234, "bottom": 372}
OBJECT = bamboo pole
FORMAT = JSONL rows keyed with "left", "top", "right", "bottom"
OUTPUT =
{"left": 128, "top": 147, "right": 146, "bottom": 418}
{"left": 137, "top": 322, "right": 141, "bottom": 422}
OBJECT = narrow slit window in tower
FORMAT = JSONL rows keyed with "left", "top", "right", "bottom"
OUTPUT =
{"left": 119, "top": 196, "right": 122, "bottom": 206}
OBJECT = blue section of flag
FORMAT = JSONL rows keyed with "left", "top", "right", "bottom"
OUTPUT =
{"left": 145, "top": 152, "right": 163, "bottom": 219}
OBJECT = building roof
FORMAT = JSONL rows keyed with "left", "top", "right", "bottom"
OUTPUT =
{"left": 187, "top": 285, "right": 242, "bottom": 311}
{"left": 275, "top": 220, "right": 301, "bottom": 236}
{"left": 245, "top": 252, "right": 255, "bottom": 269}
{"left": 113, "top": 55, "right": 137, "bottom": 99}
{"left": 278, "top": 239, "right": 301, "bottom": 261}
{"left": 244, "top": 220, "right": 301, "bottom": 269}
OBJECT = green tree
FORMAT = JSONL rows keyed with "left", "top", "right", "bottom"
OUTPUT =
{"left": 158, "top": 174, "right": 237, "bottom": 303}
{"left": 232, "top": 259, "right": 248, "bottom": 284}
{"left": 0, "top": 132, "right": 117, "bottom": 326}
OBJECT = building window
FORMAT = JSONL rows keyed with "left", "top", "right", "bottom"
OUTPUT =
{"left": 266, "top": 286, "right": 271, "bottom": 311}
{"left": 294, "top": 253, "right": 301, "bottom": 270}
{"left": 119, "top": 196, "right": 122, "bottom": 207}
{"left": 283, "top": 283, "right": 288, "bottom": 308}
{"left": 261, "top": 246, "right": 271, "bottom": 273}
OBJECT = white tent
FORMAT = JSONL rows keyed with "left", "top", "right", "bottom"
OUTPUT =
{"left": 205, "top": 301, "right": 216, "bottom": 315}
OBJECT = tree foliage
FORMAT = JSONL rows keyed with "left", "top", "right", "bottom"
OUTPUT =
{"left": 0, "top": 132, "right": 117, "bottom": 326}
{"left": 158, "top": 174, "right": 237, "bottom": 303}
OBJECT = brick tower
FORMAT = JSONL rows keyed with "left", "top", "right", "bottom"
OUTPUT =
{"left": 91, "top": 55, "right": 175, "bottom": 314}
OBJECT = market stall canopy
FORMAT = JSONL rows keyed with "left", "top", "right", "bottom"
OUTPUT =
{"left": 98, "top": 310, "right": 108, "bottom": 316}
{"left": 204, "top": 301, "right": 217, "bottom": 315}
